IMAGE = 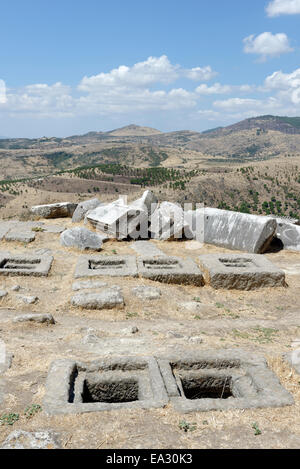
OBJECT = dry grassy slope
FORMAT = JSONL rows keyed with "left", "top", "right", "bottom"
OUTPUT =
{"left": 1, "top": 117, "right": 300, "bottom": 182}
{"left": 1, "top": 117, "right": 300, "bottom": 219}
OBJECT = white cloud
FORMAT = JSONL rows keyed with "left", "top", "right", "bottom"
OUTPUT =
{"left": 2, "top": 54, "right": 300, "bottom": 131}
{"left": 0, "top": 79, "right": 7, "bottom": 104}
{"left": 195, "top": 83, "right": 232, "bottom": 95}
{"left": 264, "top": 68, "right": 300, "bottom": 104}
{"left": 264, "top": 68, "right": 300, "bottom": 90}
{"left": 79, "top": 56, "right": 217, "bottom": 92}
{"left": 266, "top": 0, "right": 300, "bottom": 17}
{"left": 213, "top": 98, "right": 263, "bottom": 111}
{"left": 243, "top": 32, "right": 293, "bottom": 60}
{"left": 2, "top": 82, "right": 74, "bottom": 118}
{"left": 184, "top": 66, "right": 217, "bottom": 81}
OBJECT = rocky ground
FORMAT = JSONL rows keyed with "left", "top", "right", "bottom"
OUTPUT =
{"left": 0, "top": 218, "right": 300, "bottom": 449}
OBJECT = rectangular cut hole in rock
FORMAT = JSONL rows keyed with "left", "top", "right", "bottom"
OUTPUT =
{"left": 81, "top": 379, "right": 139, "bottom": 403}
{"left": 219, "top": 258, "right": 254, "bottom": 268}
{"left": 181, "top": 376, "right": 233, "bottom": 400}
{"left": 89, "top": 259, "right": 126, "bottom": 270}
{"left": 143, "top": 259, "right": 179, "bottom": 270}
{"left": 0, "top": 259, "right": 41, "bottom": 270}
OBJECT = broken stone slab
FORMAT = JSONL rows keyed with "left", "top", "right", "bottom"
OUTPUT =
{"left": 199, "top": 253, "right": 286, "bottom": 290}
{"left": 75, "top": 255, "right": 138, "bottom": 278}
{"left": 72, "top": 280, "right": 108, "bottom": 291}
{"left": 40, "top": 224, "right": 66, "bottom": 234}
{"left": 130, "top": 190, "right": 158, "bottom": 216}
{"left": 197, "top": 208, "right": 277, "bottom": 253}
{"left": 60, "top": 227, "right": 106, "bottom": 251}
{"left": 150, "top": 202, "right": 193, "bottom": 241}
{"left": 72, "top": 198, "right": 102, "bottom": 223}
{"left": 31, "top": 202, "right": 77, "bottom": 219}
{"left": 87, "top": 200, "right": 148, "bottom": 239}
{"left": 272, "top": 218, "right": 300, "bottom": 251}
{"left": 71, "top": 288, "right": 124, "bottom": 309}
{"left": 17, "top": 295, "right": 39, "bottom": 304}
{"left": 137, "top": 256, "right": 204, "bottom": 286}
{"left": 1, "top": 430, "right": 60, "bottom": 449}
{"left": 0, "top": 221, "right": 19, "bottom": 241}
{"left": 13, "top": 313, "right": 55, "bottom": 324}
{"left": 5, "top": 230, "right": 36, "bottom": 243}
{"left": 132, "top": 285, "right": 161, "bottom": 300}
{"left": 131, "top": 241, "right": 166, "bottom": 257}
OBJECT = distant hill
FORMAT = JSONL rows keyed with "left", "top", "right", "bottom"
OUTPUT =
{"left": 107, "top": 124, "right": 162, "bottom": 137}
{"left": 207, "top": 115, "right": 300, "bottom": 136}
{"left": 1, "top": 115, "right": 300, "bottom": 180}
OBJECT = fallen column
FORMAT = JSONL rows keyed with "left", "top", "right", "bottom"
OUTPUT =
{"left": 190, "top": 208, "right": 277, "bottom": 253}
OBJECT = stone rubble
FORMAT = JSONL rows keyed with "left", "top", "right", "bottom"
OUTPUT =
{"left": 71, "top": 287, "right": 125, "bottom": 310}
{"left": 72, "top": 198, "right": 102, "bottom": 223}
{"left": 60, "top": 227, "right": 106, "bottom": 251}
{"left": 13, "top": 313, "right": 55, "bottom": 324}
{"left": 31, "top": 202, "right": 77, "bottom": 219}
{"left": 23, "top": 190, "right": 300, "bottom": 252}
{"left": 1, "top": 430, "right": 60, "bottom": 450}
{"left": 132, "top": 285, "right": 162, "bottom": 300}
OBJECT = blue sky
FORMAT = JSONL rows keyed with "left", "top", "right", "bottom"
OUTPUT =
{"left": 1, "top": 0, "right": 300, "bottom": 137}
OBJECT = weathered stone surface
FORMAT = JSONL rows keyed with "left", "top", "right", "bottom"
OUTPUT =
{"left": 132, "top": 285, "right": 161, "bottom": 300}
{"left": 198, "top": 208, "right": 276, "bottom": 253}
{"left": 131, "top": 241, "right": 165, "bottom": 257}
{"left": 72, "top": 198, "right": 102, "bottom": 223}
{"left": 130, "top": 190, "right": 158, "bottom": 216}
{"left": 121, "top": 326, "right": 139, "bottom": 335}
{"left": 31, "top": 202, "right": 77, "bottom": 219}
{"left": 273, "top": 218, "right": 300, "bottom": 251}
{"left": 60, "top": 227, "right": 105, "bottom": 251}
{"left": 0, "top": 254, "right": 53, "bottom": 277}
{"left": 41, "top": 224, "right": 66, "bottom": 234}
{"left": 138, "top": 256, "right": 204, "bottom": 286}
{"left": 5, "top": 230, "right": 35, "bottom": 243}
{"left": 0, "top": 290, "right": 8, "bottom": 299}
{"left": 187, "top": 336, "right": 203, "bottom": 344}
{"left": 184, "top": 209, "right": 205, "bottom": 242}
{"left": 0, "top": 221, "right": 18, "bottom": 240}
{"left": 166, "top": 331, "right": 184, "bottom": 339}
{"left": 87, "top": 199, "right": 148, "bottom": 239}
{"left": 75, "top": 255, "right": 138, "bottom": 278}
{"left": 1, "top": 430, "right": 60, "bottom": 449}
{"left": 150, "top": 202, "right": 193, "bottom": 240}
{"left": 72, "top": 280, "right": 108, "bottom": 291}
{"left": 71, "top": 288, "right": 124, "bottom": 309}
{"left": 44, "top": 356, "right": 168, "bottom": 415}
{"left": 0, "top": 344, "right": 13, "bottom": 374}
{"left": 284, "top": 348, "right": 300, "bottom": 375}
{"left": 199, "top": 253, "right": 286, "bottom": 290}
{"left": 13, "top": 313, "right": 55, "bottom": 324}
{"left": 158, "top": 349, "right": 294, "bottom": 413}
{"left": 17, "top": 295, "right": 39, "bottom": 304}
